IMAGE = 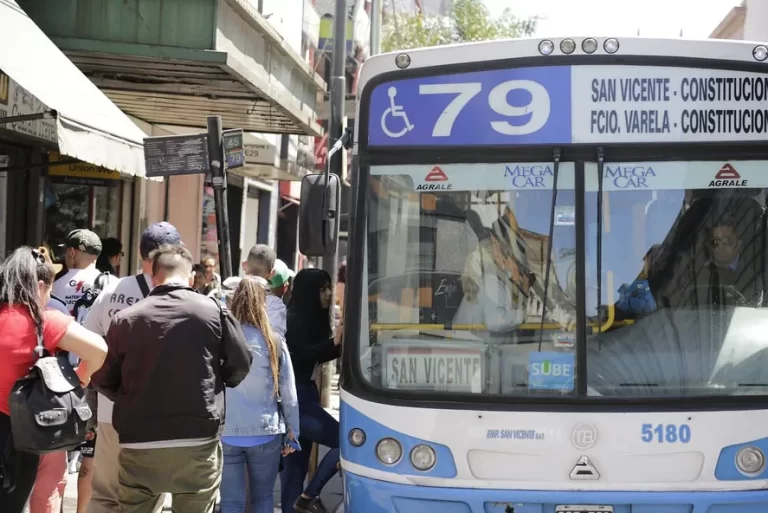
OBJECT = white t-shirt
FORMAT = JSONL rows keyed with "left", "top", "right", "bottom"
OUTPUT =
{"left": 52, "top": 267, "right": 107, "bottom": 322}
{"left": 83, "top": 272, "right": 153, "bottom": 424}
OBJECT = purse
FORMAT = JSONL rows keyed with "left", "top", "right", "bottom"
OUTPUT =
{"left": 8, "top": 330, "right": 92, "bottom": 455}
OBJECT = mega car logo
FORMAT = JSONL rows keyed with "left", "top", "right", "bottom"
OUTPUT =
{"left": 709, "top": 163, "right": 747, "bottom": 188}
{"left": 416, "top": 166, "right": 452, "bottom": 191}
{"left": 504, "top": 164, "right": 553, "bottom": 188}
{"left": 604, "top": 165, "right": 656, "bottom": 189}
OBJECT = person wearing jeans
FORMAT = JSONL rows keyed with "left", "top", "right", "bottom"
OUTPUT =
{"left": 280, "top": 269, "right": 343, "bottom": 513}
{"left": 220, "top": 276, "right": 300, "bottom": 513}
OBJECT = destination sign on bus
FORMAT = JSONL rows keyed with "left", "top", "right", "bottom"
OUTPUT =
{"left": 384, "top": 345, "right": 483, "bottom": 393}
{"left": 368, "top": 65, "right": 768, "bottom": 146}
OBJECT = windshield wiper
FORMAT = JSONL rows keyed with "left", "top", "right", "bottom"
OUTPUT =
{"left": 537, "top": 148, "right": 562, "bottom": 351}
{"left": 596, "top": 147, "right": 605, "bottom": 348}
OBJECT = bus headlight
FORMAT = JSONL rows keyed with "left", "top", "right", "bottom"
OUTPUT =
{"left": 736, "top": 446, "right": 765, "bottom": 475}
{"left": 560, "top": 39, "right": 576, "bottom": 54}
{"left": 604, "top": 38, "right": 620, "bottom": 54}
{"left": 410, "top": 444, "right": 437, "bottom": 471}
{"left": 539, "top": 40, "right": 554, "bottom": 55}
{"left": 582, "top": 38, "right": 598, "bottom": 54}
{"left": 375, "top": 438, "right": 402, "bottom": 465}
{"left": 348, "top": 428, "right": 366, "bottom": 447}
{"left": 395, "top": 53, "right": 411, "bottom": 69}
{"left": 754, "top": 45, "right": 768, "bottom": 62}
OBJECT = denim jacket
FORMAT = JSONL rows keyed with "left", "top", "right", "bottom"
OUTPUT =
{"left": 223, "top": 323, "right": 300, "bottom": 441}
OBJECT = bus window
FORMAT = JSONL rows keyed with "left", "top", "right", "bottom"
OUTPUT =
{"left": 585, "top": 161, "right": 768, "bottom": 397}
{"left": 365, "top": 163, "right": 578, "bottom": 395}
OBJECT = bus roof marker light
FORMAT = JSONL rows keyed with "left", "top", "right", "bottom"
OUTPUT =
{"left": 560, "top": 39, "right": 576, "bottom": 54}
{"left": 582, "top": 38, "right": 598, "bottom": 54}
{"left": 395, "top": 53, "right": 411, "bottom": 69}
{"left": 410, "top": 444, "right": 437, "bottom": 471}
{"left": 348, "top": 428, "right": 366, "bottom": 447}
{"left": 376, "top": 438, "right": 403, "bottom": 465}
{"left": 736, "top": 446, "right": 765, "bottom": 475}
{"left": 604, "top": 38, "right": 620, "bottom": 54}
{"left": 753, "top": 45, "right": 768, "bottom": 61}
{"left": 538, "top": 40, "right": 554, "bottom": 55}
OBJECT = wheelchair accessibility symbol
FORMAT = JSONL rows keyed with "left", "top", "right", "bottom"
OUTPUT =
{"left": 380, "top": 87, "right": 414, "bottom": 138}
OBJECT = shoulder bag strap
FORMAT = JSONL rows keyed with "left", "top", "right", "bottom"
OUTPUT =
{"left": 136, "top": 274, "right": 150, "bottom": 298}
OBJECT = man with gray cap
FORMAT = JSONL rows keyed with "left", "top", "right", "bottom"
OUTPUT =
{"left": 83, "top": 222, "right": 182, "bottom": 513}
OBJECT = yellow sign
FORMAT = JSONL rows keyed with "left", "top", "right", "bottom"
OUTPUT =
{"left": 0, "top": 71, "right": 8, "bottom": 106}
{"left": 47, "top": 151, "right": 121, "bottom": 186}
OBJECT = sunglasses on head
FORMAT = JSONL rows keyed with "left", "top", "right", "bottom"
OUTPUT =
{"left": 30, "top": 248, "right": 46, "bottom": 265}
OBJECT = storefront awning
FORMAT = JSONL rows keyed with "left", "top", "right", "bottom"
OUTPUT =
{"left": 0, "top": 0, "right": 147, "bottom": 177}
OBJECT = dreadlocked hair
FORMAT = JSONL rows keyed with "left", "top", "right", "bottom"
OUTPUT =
{"left": 0, "top": 246, "right": 56, "bottom": 340}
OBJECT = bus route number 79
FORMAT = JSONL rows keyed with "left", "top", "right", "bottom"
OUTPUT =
{"left": 641, "top": 423, "right": 692, "bottom": 444}
{"left": 417, "top": 80, "right": 551, "bottom": 138}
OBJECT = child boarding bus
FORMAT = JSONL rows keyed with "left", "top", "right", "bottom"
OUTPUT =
{"left": 336, "top": 36, "right": 768, "bottom": 513}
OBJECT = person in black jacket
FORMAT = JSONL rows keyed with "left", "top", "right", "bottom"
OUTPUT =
{"left": 280, "top": 269, "right": 342, "bottom": 513}
{"left": 92, "top": 243, "right": 252, "bottom": 513}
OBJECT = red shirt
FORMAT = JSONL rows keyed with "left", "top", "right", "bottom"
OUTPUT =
{"left": 0, "top": 305, "right": 72, "bottom": 415}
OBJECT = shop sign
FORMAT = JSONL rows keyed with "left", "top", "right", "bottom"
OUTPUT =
{"left": 244, "top": 140, "right": 278, "bottom": 165}
{"left": 47, "top": 151, "right": 121, "bottom": 187}
{"left": 0, "top": 71, "right": 57, "bottom": 144}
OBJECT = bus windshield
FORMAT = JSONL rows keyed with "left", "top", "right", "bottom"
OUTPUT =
{"left": 361, "top": 160, "right": 768, "bottom": 398}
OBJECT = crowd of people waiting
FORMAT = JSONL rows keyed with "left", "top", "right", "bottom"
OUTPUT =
{"left": 0, "top": 222, "right": 344, "bottom": 513}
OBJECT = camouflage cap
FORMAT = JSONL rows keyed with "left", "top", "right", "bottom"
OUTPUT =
{"left": 63, "top": 229, "right": 102, "bottom": 256}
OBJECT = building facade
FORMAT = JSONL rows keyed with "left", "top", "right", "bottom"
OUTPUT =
{"left": 14, "top": 0, "right": 326, "bottom": 276}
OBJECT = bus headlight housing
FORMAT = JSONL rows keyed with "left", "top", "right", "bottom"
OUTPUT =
{"left": 560, "top": 39, "right": 576, "bottom": 54}
{"left": 410, "top": 444, "right": 437, "bottom": 471}
{"left": 736, "top": 446, "right": 765, "bottom": 475}
{"left": 376, "top": 438, "right": 403, "bottom": 465}
{"left": 395, "top": 53, "right": 411, "bottom": 69}
{"left": 348, "top": 428, "right": 366, "bottom": 447}
{"left": 539, "top": 40, "right": 554, "bottom": 55}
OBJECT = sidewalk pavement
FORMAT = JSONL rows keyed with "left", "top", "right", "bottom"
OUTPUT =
{"left": 51, "top": 375, "right": 343, "bottom": 513}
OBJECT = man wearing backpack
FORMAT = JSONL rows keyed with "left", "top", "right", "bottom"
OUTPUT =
{"left": 82, "top": 222, "right": 182, "bottom": 513}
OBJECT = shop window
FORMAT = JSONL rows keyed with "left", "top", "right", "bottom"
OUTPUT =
{"left": 43, "top": 178, "right": 124, "bottom": 262}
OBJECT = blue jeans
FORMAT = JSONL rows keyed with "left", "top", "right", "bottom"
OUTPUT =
{"left": 280, "top": 383, "right": 339, "bottom": 513}
{"left": 220, "top": 436, "right": 282, "bottom": 513}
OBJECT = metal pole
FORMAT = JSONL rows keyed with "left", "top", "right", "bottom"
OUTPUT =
{"left": 370, "top": 0, "right": 382, "bottom": 55}
{"left": 206, "top": 116, "right": 234, "bottom": 280}
{"left": 317, "top": 0, "right": 347, "bottom": 410}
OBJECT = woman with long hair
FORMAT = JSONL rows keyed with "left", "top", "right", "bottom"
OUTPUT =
{"left": 0, "top": 247, "right": 107, "bottom": 513}
{"left": 220, "top": 275, "right": 300, "bottom": 513}
{"left": 280, "top": 268, "right": 342, "bottom": 513}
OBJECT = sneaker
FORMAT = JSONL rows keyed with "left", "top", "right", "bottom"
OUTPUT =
{"left": 294, "top": 495, "right": 329, "bottom": 513}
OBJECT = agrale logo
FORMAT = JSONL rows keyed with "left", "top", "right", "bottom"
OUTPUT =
{"left": 709, "top": 163, "right": 747, "bottom": 188}
{"left": 417, "top": 166, "right": 452, "bottom": 191}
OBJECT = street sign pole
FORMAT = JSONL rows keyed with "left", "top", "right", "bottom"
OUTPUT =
{"left": 206, "top": 116, "right": 233, "bottom": 280}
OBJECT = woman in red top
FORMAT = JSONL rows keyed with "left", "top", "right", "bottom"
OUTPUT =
{"left": 0, "top": 247, "right": 108, "bottom": 513}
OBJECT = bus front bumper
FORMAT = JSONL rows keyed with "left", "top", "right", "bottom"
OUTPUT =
{"left": 343, "top": 472, "right": 768, "bottom": 513}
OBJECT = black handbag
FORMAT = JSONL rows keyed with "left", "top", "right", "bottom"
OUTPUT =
{"left": 8, "top": 331, "right": 92, "bottom": 455}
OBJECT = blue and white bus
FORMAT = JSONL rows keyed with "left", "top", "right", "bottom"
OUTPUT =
{"left": 337, "top": 36, "right": 768, "bottom": 513}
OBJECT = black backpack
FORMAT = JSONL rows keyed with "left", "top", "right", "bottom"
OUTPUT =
{"left": 71, "top": 271, "right": 111, "bottom": 322}
{"left": 8, "top": 331, "right": 92, "bottom": 455}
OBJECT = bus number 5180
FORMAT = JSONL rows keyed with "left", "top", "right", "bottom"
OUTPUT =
{"left": 641, "top": 423, "right": 692, "bottom": 444}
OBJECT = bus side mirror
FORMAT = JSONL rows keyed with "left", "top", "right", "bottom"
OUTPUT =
{"left": 299, "top": 173, "right": 340, "bottom": 257}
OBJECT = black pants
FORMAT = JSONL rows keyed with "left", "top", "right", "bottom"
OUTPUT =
{"left": 0, "top": 413, "right": 40, "bottom": 513}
